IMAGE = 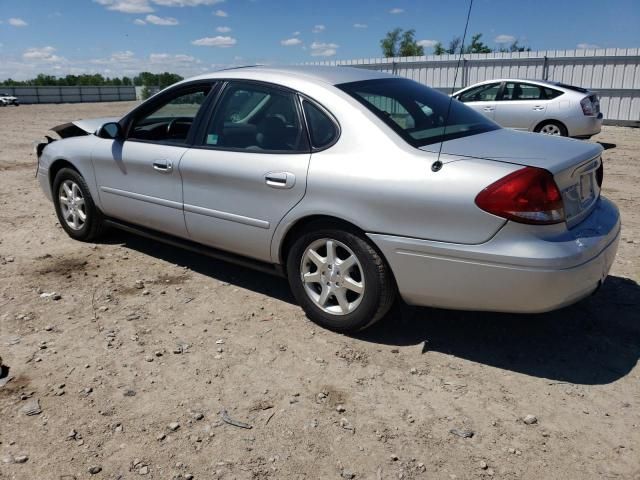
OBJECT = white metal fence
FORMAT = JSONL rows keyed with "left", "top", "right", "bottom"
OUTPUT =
{"left": 1, "top": 86, "right": 136, "bottom": 104}
{"left": 306, "top": 48, "right": 640, "bottom": 125}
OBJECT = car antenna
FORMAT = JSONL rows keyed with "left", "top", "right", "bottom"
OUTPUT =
{"left": 432, "top": 0, "right": 474, "bottom": 173}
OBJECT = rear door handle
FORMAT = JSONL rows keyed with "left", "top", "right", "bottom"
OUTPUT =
{"left": 533, "top": 105, "right": 545, "bottom": 111}
{"left": 265, "top": 172, "right": 295, "bottom": 189}
{"left": 153, "top": 159, "right": 173, "bottom": 173}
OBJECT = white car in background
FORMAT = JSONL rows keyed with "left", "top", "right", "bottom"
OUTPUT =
{"left": 452, "top": 79, "right": 602, "bottom": 138}
{"left": 0, "top": 92, "right": 20, "bottom": 106}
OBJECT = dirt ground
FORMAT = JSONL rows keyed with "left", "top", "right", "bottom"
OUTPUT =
{"left": 0, "top": 102, "right": 639, "bottom": 480}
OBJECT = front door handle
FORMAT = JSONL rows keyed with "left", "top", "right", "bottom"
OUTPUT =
{"left": 265, "top": 172, "right": 295, "bottom": 189}
{"left": 482, "top": 106, "right": 495, "bottom": 112}
{"left": 153, "top": 159, "right": 173, "bottom": 173}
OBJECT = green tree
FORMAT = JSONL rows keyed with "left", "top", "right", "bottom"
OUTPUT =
{"left": 380, "top": 28, "right": 403, "bottom": 57}
{"left": 447, "top": 37, "right": 462, "bottom": 54}
{"left": 465, "top": 33, "right": 492, "bottom": 54}
{"left": 399, "top": 29, "right": 424, "bottom": 56}
{"left": 433, "top": 42, "right": 446, "bottom": 55}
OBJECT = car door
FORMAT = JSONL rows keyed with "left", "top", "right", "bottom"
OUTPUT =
{"left": 179, "top": 81, "right": 311, "bottom": 262}
{"left": 494, "top": 82, "right": 547, "bottom": 130}
{"left": 92, "top": 82, "right": 213, "bottom": 237}
{"left": 455, "top": 82, "right": 501, "bottom": 120}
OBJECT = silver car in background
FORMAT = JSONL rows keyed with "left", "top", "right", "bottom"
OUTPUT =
{"left": 453, "top": 79, "right": 603, "bottom": 138}
{"left": 36, "top": 66, "right": 620, "bottom": 333}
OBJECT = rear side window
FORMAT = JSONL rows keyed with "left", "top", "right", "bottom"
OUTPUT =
{"left": 303, "top": 100, "right": 338, "bottom": 149}
{"left": 544, "top": 87, "right": 564, "bottom": 99}
{"left": 204, "top": 82, "right": 309, "bottom": 153}
{"left": 501, "top": 82, "right": 544, "bottom": 100}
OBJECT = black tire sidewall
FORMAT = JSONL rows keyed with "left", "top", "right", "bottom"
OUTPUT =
{"left": 286, "top": 228, "right": 385, "bottom": 332}
{"left": 52, "top": 168, "right": 99, "bottom": 241}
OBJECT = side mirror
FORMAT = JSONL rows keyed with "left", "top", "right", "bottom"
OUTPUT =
{"left": 98, "top": 122, "right": 122, "bottom": 140}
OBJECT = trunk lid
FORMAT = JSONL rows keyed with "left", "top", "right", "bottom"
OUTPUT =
{"left": 421, "top": 128, "right": 604, "bottom": 226}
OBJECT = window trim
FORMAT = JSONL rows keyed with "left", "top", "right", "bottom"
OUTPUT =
{"left": 192, "top": 79, "right": 311, "bottom": 155}
{"left": 298, "top": 93, "right": 341, "bottom": 152}
{"left": 120, "top": 80, "right": 219, "bottom": 147}
{"left": 457, "top": 82, "right": 502, "bottom": 103}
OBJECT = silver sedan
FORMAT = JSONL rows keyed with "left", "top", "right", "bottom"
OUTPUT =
{"left": 36, "top": 66, "right": 620, "bottom": 332}
{"left": 453, "top": 79, "right": 603, "bottom": 138}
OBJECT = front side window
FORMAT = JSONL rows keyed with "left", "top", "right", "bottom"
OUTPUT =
{"left": 204, "top": 82, "right": 308, "bottom": 152}
{"left": 338, "top": 78, "right": 499, "bottom": 147}
{"left": 457, "top": 83, "right": 501, "bottom": 103}
{"left": 501, "top": 82, "right": 544, "bottom": 101}
{"left": 129, "top": 85, "right": 211, "bottom": 143}
{"left": 302, "top": 100, "right": 338, "bottom": 149}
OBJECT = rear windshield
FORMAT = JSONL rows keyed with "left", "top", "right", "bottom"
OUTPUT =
{"left": 337, "top": 78, "right": 499, "bottom": 147}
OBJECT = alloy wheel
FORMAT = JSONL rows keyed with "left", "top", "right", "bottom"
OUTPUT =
{"left": 58, "top": 180, "right": 87, "bottom": 231}
{"left": 540, "top": 123, "right": 562, "bottom": 135}
{"left": 300, "top": 238, "right": 365, "bottom": 315}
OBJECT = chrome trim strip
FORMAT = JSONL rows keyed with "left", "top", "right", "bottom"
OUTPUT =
{"left": 184, "top": 203, "right": 270, "bottom": 229}
{"left": 99, "top": 186, "right": 182, "bottom": 210}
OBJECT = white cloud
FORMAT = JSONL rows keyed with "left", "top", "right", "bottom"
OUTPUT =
{"left": 23, "top": 46, "right": 64, "bottom": 62}
{"left": 353, "top": 23, "right": 367, "bottom": 29}
{"left": 417, "top": 39, "right": 438, "bottom": 48}
{"left": 216, "top": 26, "right": 231, "bottom": 33}
{"left": 292, "top": 31, "right": 301, "bottom": 36}
{"left": 94, "top": 0, "right": 154, "bottom": 13}
{"left": 311, "top": 24, "right": 325, "bottom": 33}
{"left": 577, "top": 43, "right": 600, "bottom": 49}
{"left": 389, "top": 8, "right": 404, "bottom": 14}
{"left": 145, "top": 14, "right": 179, "bottom": 25}
{"left": 150, "top": 53, "right": 198, "bottom": 63}
{"left": 281, "top": 38, "right": 302, "bottom": 46}
{"left": 1, "top": 49, "right": 212, "bottom": 81}
{"left": 494, "top": 34, "right": 516, "bottom": 44}
{"left": 192, "top": 35, "right": 236, "bottom": 47}
{"left": 8, "top": 17, "right": 28, "bottom": 27}
{"left": 213, "top": 9, "right": 228, "bottom": 16}
{"left": 134, "top": 18, "right": 146, "bottom": 25}
{"left": 153, "top": 0, "right": 223, "bottom": 6}
{"left": 310, "top": 41, "right": 338, "bottom": 57}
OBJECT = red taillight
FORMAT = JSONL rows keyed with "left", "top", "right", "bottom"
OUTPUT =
{"left": 580, "top": 97, "right": 595, "bottom": 116}
{"left": 475, "top": 167, "right": 565, "bottom": 225}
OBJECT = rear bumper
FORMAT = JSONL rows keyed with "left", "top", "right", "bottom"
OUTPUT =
{"left": 569, "top": 112, "right": 603, "bottom": 138}
{"left": 369, "top": 196, "right": 620, "bottom": 313}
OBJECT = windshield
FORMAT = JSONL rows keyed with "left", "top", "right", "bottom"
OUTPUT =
{"left": 337, "top": 78, "right": 499, "bottom": 147}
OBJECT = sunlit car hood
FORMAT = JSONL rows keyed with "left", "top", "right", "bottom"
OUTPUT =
{"left": 420, "top": 128, "right": 603, "bottom": 174}
{"left": 51, "top": 117, "right": 119, "bottom": 137}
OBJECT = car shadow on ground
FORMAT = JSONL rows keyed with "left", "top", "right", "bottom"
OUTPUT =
{"left": 109, "top": 230, "right": 639, "bottom": 386}
{"left": 357, "top": 275, "right": 640, "bottom": 385}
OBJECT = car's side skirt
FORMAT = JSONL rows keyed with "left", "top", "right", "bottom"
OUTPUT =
{"left": 103, "top": 218, "right": 285, "bottom": 277}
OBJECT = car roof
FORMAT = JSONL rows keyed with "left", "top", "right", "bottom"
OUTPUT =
{"left": 457, "top": 78, "right": 581, "bottom": 90}
{"left": 187, "top": 65, "right": 394, "bottom": 86}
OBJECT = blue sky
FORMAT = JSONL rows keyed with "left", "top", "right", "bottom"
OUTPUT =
{"left": 0, "top": 0, "right": 638, "bottom": 80}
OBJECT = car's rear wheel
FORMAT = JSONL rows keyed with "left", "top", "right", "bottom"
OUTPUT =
{"left": 536, "top": 121, "right": 567, "bottom": 136}
{"left": 286, "top": 224, "right": 395, "bottom": 332}
{"left": 52, "top": 168, "right": 105, "bottom": 242}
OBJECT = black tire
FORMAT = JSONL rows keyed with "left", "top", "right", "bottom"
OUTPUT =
{"left": 286, "top": 222, "right": 395, "bottom": 333}
{"left": 52, "top": 168, "right": 106, "bottom": 242}
{"left": 535, "top": 120, "right": 568, "bottom": 137}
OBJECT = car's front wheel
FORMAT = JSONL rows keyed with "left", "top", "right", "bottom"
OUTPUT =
{"left": 52, "top": 168, "right": 105, "bottom": 242}
{"left": 286, "top": 224, "right": 395, "bottom": 332}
